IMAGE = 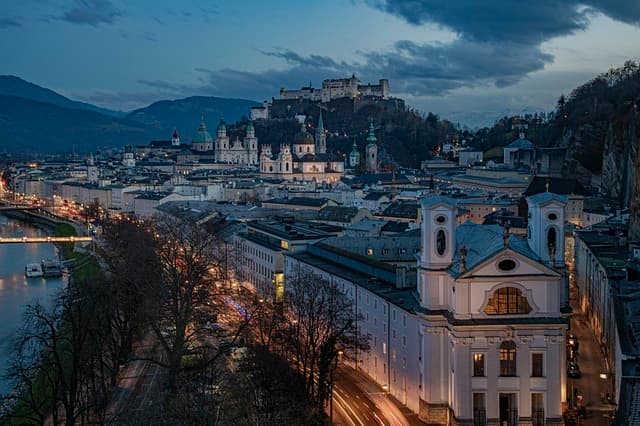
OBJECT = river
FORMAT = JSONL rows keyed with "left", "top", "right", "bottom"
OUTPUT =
{"left": 0, "top": 215, "right": 66, "bottom": 395}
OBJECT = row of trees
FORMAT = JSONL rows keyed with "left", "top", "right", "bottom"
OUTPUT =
{"left": 1, "top": 214, "right": 368, "bottom": 424}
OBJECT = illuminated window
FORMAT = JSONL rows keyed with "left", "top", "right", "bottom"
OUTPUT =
{"left": 280, "top": 240, "right": 289, "bottom": 250}
{"left": 473, "top": 353, "right": 485, "bottom": 377}
{"left": 484, "top": 287, "right": 532, "bottom": 315}
{"left": 499, "top": 341, "right": 517, "bottom": 376}
{"left": 366, "top": 248, "right": 374, "bottom": 255}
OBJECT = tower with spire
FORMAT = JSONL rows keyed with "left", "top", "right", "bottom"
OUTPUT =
{"left": 365, "top": 118, "right": 378, "bottom": 173}
{"left": 315, "top": 110, "right": 326, "bottom": 154}
{"left": 171, "top": 128, "right": 180, "bottom": 147}
{"left": 214, "top": 118, "right": 229, "bottom": 162}
{"left": 243, "top": 120, "right": 259, "bottom": 165}
{"left": 349, "top": 140, "right": 360, "bottom": 168}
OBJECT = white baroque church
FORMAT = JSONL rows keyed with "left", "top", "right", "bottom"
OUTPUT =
{"left": 191, "top": 118, "right": 259, "bottom": 166}
{"left": 284, "top": 192, "right": 570, "bottom": 425}
{"left": 260, "top": 112, "right": 345, "bottom": 183}
{"left": 415, "top": 193, "right": 569, "bottom": 425}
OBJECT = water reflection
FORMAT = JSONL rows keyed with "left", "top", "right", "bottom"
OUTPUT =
{"left": 0, "top": 215, "right": 67, "bottom": 395}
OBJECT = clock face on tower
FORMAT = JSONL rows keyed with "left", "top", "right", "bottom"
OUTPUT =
{"left": 436, "top": 229, "right": 446, "bottom": 256}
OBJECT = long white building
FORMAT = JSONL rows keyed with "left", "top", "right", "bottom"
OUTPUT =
{"left": 285, "top": 193, "right": 571, "bottom": 425}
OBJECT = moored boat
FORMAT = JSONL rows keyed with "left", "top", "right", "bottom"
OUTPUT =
{"left": 25, "top": 263, "right": 44, "bottom": 278}
{"left": 41, "top": 258, "right": 63, "bottom": 277}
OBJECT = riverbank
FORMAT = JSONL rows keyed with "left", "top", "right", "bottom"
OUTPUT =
{"left": 0, "top": 217, "right": 103, "bottom": 425}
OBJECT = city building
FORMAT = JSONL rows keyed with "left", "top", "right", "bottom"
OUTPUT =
{"left": 259, "top": 117, "right": 345, "bottom": 183}
{"left": 213, "top": 119, "right": 259, "bottom": 165}
{"left": 234, "top": 217, "right": 342, "bottom": 300}
{"left": 283, "top": 193, "right": 571, "bottom": 424}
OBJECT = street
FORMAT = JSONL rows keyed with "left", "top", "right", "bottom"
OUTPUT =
{"left": 332, "top": 365, "right": 425, "bottom": 426}
{"left": 569, "top": 286, "right": 617, "bottom": 425}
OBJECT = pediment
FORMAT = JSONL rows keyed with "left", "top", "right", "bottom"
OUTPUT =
{"left": 457, "top": 247, "right": 560, "bottom": 279}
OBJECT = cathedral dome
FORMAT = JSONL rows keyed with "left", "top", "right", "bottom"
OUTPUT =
{"left": 294, "top": 123, "right": 315, "bottom": 145}
{"left": 192, "top": 118, "right": 213, "bottom": 143}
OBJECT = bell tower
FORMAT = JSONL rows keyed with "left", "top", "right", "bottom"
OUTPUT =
{"left": 418, "top": 196, "right": 457, "bottom": 310}
{"left": 244, "top": 121, "right": 258, "bottom": 165}
{"left": 365, "top": 119, "right": 378, "bottom": 173}
{"left": 315, "top": 110, "right": 327, "bottom": 154}
{"left": 526, "top": 192, "right": 567, "bottom": 267}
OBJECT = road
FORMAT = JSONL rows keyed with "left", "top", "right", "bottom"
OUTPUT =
{"left": 332, "top": 365, "right": 425, "bottom": 426}
{"left": 569, "top": 286, "right": 616, "bottom": 425}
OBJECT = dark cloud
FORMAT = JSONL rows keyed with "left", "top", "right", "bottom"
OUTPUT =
{"left": 0, "top": 17, "right": 22, "bottom": 28}
{"left": 58, "top": 0, "right": 123, "bottom": 27}
{"left": 187, "top": 1, "right": 639, "bottom": 99}
{"left": 367, "top": 0, "right": 640, "bottom": 43}
{"left": 363, "top": 39, "right": 552, "bottom": 95}
{"left": 260, "top": 50, "right": 350, "bottom": 71}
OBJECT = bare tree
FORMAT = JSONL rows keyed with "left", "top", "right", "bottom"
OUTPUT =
{"left": 143, "top": 215, "right": 237, "bottom": 392}
{"left": 282, "top": 267, "right": 369, "bottom": 417}
{"left": 1, "top": 279, "right": 109, "bottom": 426}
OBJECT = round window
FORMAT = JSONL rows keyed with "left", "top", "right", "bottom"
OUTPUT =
{"left": 498, "top": 259, "right": 517, "bottom": 271}
{"left": 548, "top": 212, "right": 558, "bottom": 221}
{"left": 435, "top": 215, "right": 446, "bottom": 224}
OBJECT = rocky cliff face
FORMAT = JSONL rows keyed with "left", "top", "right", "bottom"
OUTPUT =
{"left": 600, "top": 107, "right": 638, "bottom": 205}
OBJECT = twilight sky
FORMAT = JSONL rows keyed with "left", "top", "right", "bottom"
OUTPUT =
{"left": 1, "top": 0, "right": 640, "bottom": 127}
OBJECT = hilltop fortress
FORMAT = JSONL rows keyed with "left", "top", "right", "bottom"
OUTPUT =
{"left": 279, "top": 74, "right": 389, "bottom": 103}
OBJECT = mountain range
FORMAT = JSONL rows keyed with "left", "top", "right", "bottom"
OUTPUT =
{"left": 0, "top": 76, "right": 259, "bottom": 153}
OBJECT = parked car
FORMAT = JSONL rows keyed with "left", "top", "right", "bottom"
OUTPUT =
{"left": 567, "top": 362, "right": 581, "bottom": 378}
{"left": 568, "top": 334, "right": 579, "bottom": 350}
{"left": 567, "top": 346, "right": 578, "bottom": 362}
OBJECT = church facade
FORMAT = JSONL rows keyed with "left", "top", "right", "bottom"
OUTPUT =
{"left": 191, "top": 118, "right": 259, "bottom": 166}
{"left": 283, "top": 193, "right": 570, "bottom": 425}
{"left": 260, "top": 114, "right": 344, "bottom": 183}
{"left": 415, "top": 193, "right": 568, "bottom": 425}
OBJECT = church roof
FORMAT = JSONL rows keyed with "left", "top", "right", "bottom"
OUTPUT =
{"left": 192, "top": 119, "right": 213, "bottom": 143}
{"left": 294, "top": 123, "right": 315, "bottom": 145}
{"left": 448, "top": 222, "right": 542, "bottom": 277}
{"left": 421, "top": 195, "right": 459, "bottom": 209}
{"left": 506, "top": 137, "right": 534, "bottom": 149}
{"left": 526, "top": 192, "right": 568, "bottom": 206}
{"left": 524, "top": 176, "right": 591, "bottom": 197}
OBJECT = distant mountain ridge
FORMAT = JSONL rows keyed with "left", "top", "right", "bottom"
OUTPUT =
{"left": 0, "top": 75, "right": 123, "bottom": 117}
{"left": 0, "top": 95, "right": 161, "bottom": 153}
{"left": 0, "top": 76, "right": 260, "bottom": 153}
{"left": 127, "top": 96, "right": 259, "bottom": 138}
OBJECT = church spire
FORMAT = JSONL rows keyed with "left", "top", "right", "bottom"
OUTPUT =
{"left": 366, "top": 118, "right": 377, "bottom": 146}
{"left": 315, "top": 110, "right": 327, "bottom": 154}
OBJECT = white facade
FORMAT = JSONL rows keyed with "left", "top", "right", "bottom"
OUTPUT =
{"left": 284, "top": 193, "right": 570, "bottom": 425}
{"left": 214, "top": 120, "right": 259, "bottom": 166}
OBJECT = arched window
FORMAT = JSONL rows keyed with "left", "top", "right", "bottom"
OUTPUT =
{"left": 499, "top": 341, "right": 517, "bottom": 376}
{"left": 484, "top": 287, "right": 532, "bottom": 315}
{"left": 436, "top": 230, "right": 446, "bottom": 256}
{"left": 547, "top": 227, "right": 557, "bottom": 258}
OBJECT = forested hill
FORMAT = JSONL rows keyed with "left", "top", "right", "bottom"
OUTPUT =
{"left": 253, "top": 97, "right": 458, "bottom": 169}
{"left": 470, "top": 61, "right": 640, "bottom": 175}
